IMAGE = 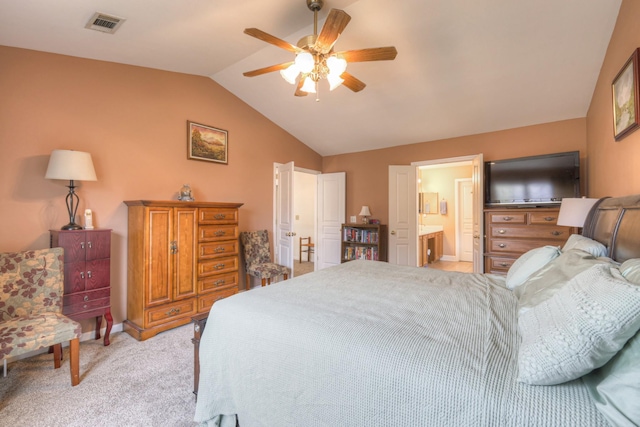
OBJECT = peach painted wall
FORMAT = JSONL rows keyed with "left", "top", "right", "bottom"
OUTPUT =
{"left": 323, "top": 118, "right": 587, "bottom": 225}
{"left": 586, "top": 0, "right": 640, "bottom": 197}
{"left": 0, "top": 46, "right": 322, "bottom": 328}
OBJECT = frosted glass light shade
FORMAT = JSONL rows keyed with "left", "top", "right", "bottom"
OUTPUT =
{"left": 295, "top": 52, "right": 314, "bottom": 73}
{"left": 45, "top": 150, "right": 97, "bottom": 181}
{"left": 557, "top": 197, "right": 599, "bottom": 227}
{"left": 280, "top": 64, "right": 300, "bottom": 84}
{"left": 300, "top": 77, "right": 316, "bottom": 93}
{"left": 327, "top": 56, "right": 347, "bottom": 75}
{"left": 327, "top": 73, "right": 344, "bottom": 91}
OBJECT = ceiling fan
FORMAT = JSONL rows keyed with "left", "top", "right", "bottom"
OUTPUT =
{"left": 243, "top": 0, "right": 397, "bottom": 98}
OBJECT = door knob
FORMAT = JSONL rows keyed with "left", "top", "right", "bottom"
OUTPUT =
{"left": 390, "top": 230, "right": 396, "bottom": 235}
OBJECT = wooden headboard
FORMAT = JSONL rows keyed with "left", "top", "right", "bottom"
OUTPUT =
{"left": 583, "top": 194, "right": 640, "bottom": 263}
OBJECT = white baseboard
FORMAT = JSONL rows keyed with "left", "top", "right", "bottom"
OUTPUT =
{"left": 440, "top": 255, "right": 458, "bottom": 262}
{"left": 3, "top": 322, "right": 124, "bottom": 364}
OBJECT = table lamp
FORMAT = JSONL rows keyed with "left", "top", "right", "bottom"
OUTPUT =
{"left": 359, "top": 205, "right": 372, "bottom": 224}
{"left": 45, "top": 149, "right": 97, "bottom": 230}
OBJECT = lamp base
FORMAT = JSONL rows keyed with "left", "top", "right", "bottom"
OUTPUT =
{"left": 61, "top": 222, "right": 83, "bottom": 230}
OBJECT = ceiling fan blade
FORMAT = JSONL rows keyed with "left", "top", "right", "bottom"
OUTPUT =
{"left": 294, "top": 79, "right": 308, "bottom": 97}
{"left": 336, "top": 47, "right": 398, "bottom": 62}
{"left": 341, "top": 72, "right": 366, "bottom": 92}
{"left": 244, "top": 28, "right": 301, "bottom": 53}
{"left": 243, "top": 61, "right": 294, "bottom": 77}
{"left": 314, "top": 9, "right": 351, "bottom": 54}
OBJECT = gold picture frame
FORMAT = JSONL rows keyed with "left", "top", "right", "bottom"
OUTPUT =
{"left": 187, "top": 121, "right": 228, "bottom": 164}
{"left": 612, "top": 48, "right": 640, "bottom": 141}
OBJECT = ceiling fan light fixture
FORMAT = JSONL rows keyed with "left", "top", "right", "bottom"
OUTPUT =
{"left": 295, "top": 52, "right": 315, "bottom": 73}
{"left": 300, "top": 76, "right": 317, "bottom": 93}
{"left": 280, "top": 64, "right": 300, "bottom": 84}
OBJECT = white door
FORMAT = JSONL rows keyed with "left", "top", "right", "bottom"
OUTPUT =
{"left": 388, "top": 165, "right": 417, "bottom": 266}
{"left": 276, "top": 162, "right": 295, "bottom": 276}
{"left": 458, "top": 179, "right": 474, "bottom": 262}
{"left": 316, "top": 172, "right": 346, "bottom": 270}
{"left": 472, "top": 154, "right": 484, "bottom": 272}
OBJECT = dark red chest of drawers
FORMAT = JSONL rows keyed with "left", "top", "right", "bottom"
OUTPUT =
{"left": 50, "top": 229, "right": 113, "bottom": 345}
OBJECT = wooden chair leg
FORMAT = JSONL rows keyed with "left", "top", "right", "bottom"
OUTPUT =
{"left": 246, "top": 271, "right": 251, "bottom": 291}
{"left": 69, "top": 338, "right": 80, "bottom": 386}
{"left": 53, "top": 344, "right": 62, "bottom": 369}
{"left": 284, "top": 273, "right": 288, "bottom": 281}
{"left": 261, "top": 278, "right": 266, "bottom": 287}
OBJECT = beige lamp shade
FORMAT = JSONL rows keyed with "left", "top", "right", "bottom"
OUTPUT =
{"left": 45, "top": 150, "right": 97, "bottom": 181}
{"left": 359, "top": 206, "right": 372, "bottom": 217}
{"left": 557, "top": 197, "right": 599, "bottom": 228}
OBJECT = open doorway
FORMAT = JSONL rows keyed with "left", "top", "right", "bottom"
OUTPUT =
{"left": 293, "top": 170, "right": 316, "bottom": 277}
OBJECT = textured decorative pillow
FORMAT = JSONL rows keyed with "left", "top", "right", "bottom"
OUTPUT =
{"left": 505, "top": 246, "right": 561, "bottom": 290}
{"left": 517, "top": 264, "right": 640, "bottom": 385}
{"left": 515, "top": 249, "right": 613, "bottom": 315}
{"left": 582, "top": 330, "right": 640, "bottom": 426}
{"left": 620, "top": 258, "right": 640, "bottom": 285}
{"left": 562, "top": 234, "right": 608, "bottom": 258}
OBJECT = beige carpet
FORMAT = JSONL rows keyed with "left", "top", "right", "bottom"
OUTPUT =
{"left": 0, "top": 324, "right": 197, "bottom": 426}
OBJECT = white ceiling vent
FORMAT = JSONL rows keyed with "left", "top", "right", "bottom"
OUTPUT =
{"left": 85, "top": 12, "right": 126, "bottom": 34}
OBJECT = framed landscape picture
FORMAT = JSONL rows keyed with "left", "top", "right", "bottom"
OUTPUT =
{"left": 612, "top": 48, "right": 640, "bottom": 141}
{"left": 187, "top": 121, "right": 228, "bottom": 164}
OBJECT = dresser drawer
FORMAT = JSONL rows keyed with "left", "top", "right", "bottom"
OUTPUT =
{"left": 198, "top": 240, "right": 239, "bottom": 260}
{"left": 198, "top": 287, "right": 238, "bottom": 313}
{"left": 199, "top": 225, "right": 239, "bottom": 242}
{"left": 488, "top": 238, "right": 561, "bottom": 254}
{"left": 146, "top": 298, "right": 197, "bottom": 327}
{"left": 198, "top": 271, "right": 239, "bottom": 293}
{"left": 488, "top": 256, "right": 515, "bottom": 271}
{"left": 489, "top": 225, "right": 569, "bottom": 240}
{"left": 488, "top": 213, "right": 526, "bottom": 224}
{"left": 63, "top": 288, "right": 110, "bottom": 315}
{"left": 199, "top": 208, "right": 239, "bottom": 225}
{"left": 198, "top": 256, "right": 239, "bottom": 277}
{"left": 529, "top": 212, "right": 560, "bottom": 225}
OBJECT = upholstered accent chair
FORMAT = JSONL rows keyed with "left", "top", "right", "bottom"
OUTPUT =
{"left": 240, "top": 230, "right": 289, "bottom": 290}
{"left": 0, "top": 248, "right": 82, "bottom": 386}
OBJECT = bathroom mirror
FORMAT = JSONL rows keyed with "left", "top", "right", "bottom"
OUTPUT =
{"left": 419, "top": 192, "right": 439, "bottom": 214}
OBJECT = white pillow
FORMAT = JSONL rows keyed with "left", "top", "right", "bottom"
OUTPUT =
{"left": 517, "top": 264, "right": 640, "bottom": 385}
{"left": 562, "top": 234, "right": 608, "bottom": 258}
{"left": 506, "top": 246, "right": 561, "bottom": 290}
{"left": 620, "top": 259, "right": 640, "bottom": 285}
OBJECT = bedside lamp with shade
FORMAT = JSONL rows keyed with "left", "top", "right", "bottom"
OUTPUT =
{"left": 359, "top": 205, "right": 372, "bottom": 224}
{"left": 556, "top": 197, "right": 600, "bottom": 230}
{"left": 45, "top": 149, "right": 97, "bottom": 230}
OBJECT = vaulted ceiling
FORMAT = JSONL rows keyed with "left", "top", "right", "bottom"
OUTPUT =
{"left": 0, "top": 0, "right": 622, "bottom": 156}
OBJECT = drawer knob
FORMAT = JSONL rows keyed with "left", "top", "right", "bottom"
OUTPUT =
{"left": 499, "top": 262, "right": 509, "bottom": 267}
{"left": 80, "top": 272, "right": 85, "bottom": 279}
{"left": 498, "top": 243, "right": 507, "bottom": 248}
{"left": 215, "top": 246, "right": 225, "bottom": 253}
{"left": 551, "top": 231, "right": 562, "bottom": 236}
{"left": 498, "top": 229, "right": 506, "bottom": 234}
{"left": 214, "top": 230, "right": 225, "bottom": 237}
{"left": 87, "top": 270, "right": 92, "bottom": 278}
{"left": 166, "top": 307, "right": 181, "bottom": 316}
{"left": 544, "top": 217, "right": 555, "bottom": 222}
{"left": 214, "top": 263, "right": 225, "bottom": 270}
{"left": 502, "top": 216, "right": 513, "bottom": 221}
{"left": 214, "top": 279, "right": 226, "bottom": 286}
{"left": 214, "top": 214, "right": 226, "bottom": 220}
{"left": 84, "top": 295, "right": 89, "bottom": 302}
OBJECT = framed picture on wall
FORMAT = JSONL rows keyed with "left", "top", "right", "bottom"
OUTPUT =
{"left": 612, "top": 48, "right": 640, "bottom": 141}
{"left": 187, "top": 121, "right": 228, "bottom": 164}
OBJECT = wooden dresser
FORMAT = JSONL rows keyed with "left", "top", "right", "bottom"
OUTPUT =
{"left": 484, "top": 207, "right": 577, "bottom": 274}
{"left": 50, "top": 229, "right": 113, "bottom": 345}
{"left": 124, "top": 200, "right": 243, "bottom": 340}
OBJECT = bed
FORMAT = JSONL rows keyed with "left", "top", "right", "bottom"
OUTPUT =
{"left": 194, "top": 194, "right": 640, "bottom": 427}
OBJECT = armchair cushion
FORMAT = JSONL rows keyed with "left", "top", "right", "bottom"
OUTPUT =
{"left": 0, "top": 313, "right": 81, "bottom": 359}
{"left": 247, "top": 262, "right": 290, "bottom": 280}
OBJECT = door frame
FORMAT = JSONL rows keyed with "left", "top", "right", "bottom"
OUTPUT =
{"left": 412, "top": 154, "right": 483, "bottom": 272}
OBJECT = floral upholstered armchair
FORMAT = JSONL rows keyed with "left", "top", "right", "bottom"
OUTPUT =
{"left": 0, "top": 248, "right": 82, "bottom": 386}
{"left": 240, "top": 230, "right": 289, "bottom": 290}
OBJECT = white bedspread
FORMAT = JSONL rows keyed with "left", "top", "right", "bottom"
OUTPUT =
{"left": 194, "top": 260, "right": 607, "bottom": 427}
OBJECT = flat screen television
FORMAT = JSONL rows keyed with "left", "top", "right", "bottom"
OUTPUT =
{"left": 484, "top": 151, "right": 580, "bottom": 207}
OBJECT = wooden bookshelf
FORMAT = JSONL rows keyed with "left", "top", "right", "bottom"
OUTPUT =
{"left": 341, "top": 224, "right": 388, "bottom": 263}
